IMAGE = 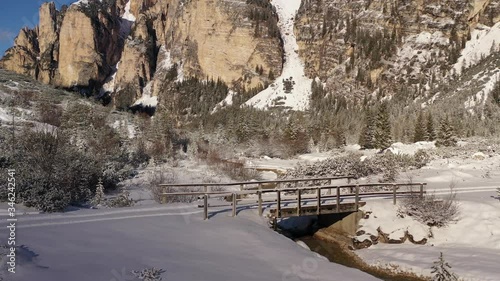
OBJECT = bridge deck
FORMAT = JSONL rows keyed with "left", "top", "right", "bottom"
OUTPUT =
{"left": 270, "top": 202, "right": 367, "bottom": 218}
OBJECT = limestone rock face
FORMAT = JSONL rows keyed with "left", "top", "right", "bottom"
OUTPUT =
{"left": 110, "top": 0, "right": 283, "bottom": 105}
{"left": 0, "top": 28, "right": 39, "bottom": 78}
{"left": 56, "top": 4, "right": 122, "bottom": 89}
{"left": 56, "top": 6, "right": 100, "bottom": 88}
{"left": 164, "top": 0, "right": 283, "bottom": 89}
{"left": 114, "top": 14, "right": 156, "bottom": 99}
{"left": 1, "top": 0, "right": 283, "bottom": 107}
{"left": 38, "top": 2, "right": 60, "bottom": 84}
{"left": 38, "top": 3, "right": 58, "bottom": 58}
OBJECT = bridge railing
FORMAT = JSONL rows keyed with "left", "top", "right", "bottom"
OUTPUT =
{"left": 160, "top": 180, "right": 427, "bottom": 220}
{"left": 159, "top": 176, "right": 355, "bottom": 194}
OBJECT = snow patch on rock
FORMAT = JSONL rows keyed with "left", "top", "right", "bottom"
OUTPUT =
{"left": 453, "top": 22, "right": 500, "bottom": 75}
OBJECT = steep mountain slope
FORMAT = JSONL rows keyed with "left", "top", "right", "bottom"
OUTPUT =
{"left": 295, "top": 0, "right": 499, "bottom": 102}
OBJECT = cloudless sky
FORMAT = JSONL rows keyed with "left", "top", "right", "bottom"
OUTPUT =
{"left": 0, "top": 0, "right": 75, "bottom": 56}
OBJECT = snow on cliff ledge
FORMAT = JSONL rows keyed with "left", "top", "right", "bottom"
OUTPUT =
{"left": 245, "top": 0, "right": 312, "bottom": 111}
{"left": 453, "top": 22, "right": 500, "bottom": 75}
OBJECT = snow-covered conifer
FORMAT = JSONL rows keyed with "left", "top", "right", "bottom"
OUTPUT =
{"left": 431, "top": 252, "right": 459, "bottom": 281}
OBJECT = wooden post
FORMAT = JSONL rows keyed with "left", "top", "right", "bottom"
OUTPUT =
{"left": 258, "top": 191, "right": 263, "bottom": 216}
{"left": 276, "top": 190, "right": 281, "bottom": 218}
{"left": 161, "top": 186, "right": 166, "bottom": 204}
{"left": 393, "top": 184, "right": 397, "bottom": 205}
{"left": 336, "top": 187, "right": 340, "bottom": 213}
{"left": 297, "top": 189, "right": 302, "bottom": 216}
{"left": 203, "top": 194, "right": 208, "bottom": 220}
{"left": 355, "top": 185, "right": 359, "bottom": 210}
{"left": 232, "top": 193, "right": 237, "bottom": 217}
{"left": 203, "top": 185, "right": 208, "bottom": 193}
{"left": 328, "top": 179, "right": 333, "bottom": 195}
{"left": 258, "top": 183, "right": 263, "bottom": 191}
{"left": 316, "top": 188, "right": 321, "bottom": 215}
{"left": 240, "top": 184, "right": 244, "bottom": 191}
{"left": 294, "top": 180, "right": 298, "bottom": 188}
{"left": 419, "top": 183, "right": 424, "bottom": 198}
{"left": 276, "top": 182, "right": 281, "bottom": 190}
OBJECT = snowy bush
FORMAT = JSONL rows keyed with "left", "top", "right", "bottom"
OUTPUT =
{"left": 431, "top": 252, "right": 459, "bottom": 281}
{"left": 413, "top": 149, "right": 430, "bottom": 168}
{"left": 12, "top": 130, "right": 100, "bottom": 212}
{"left": 105, "top": 191, "right": 134, "bottom": 208}
{"left": 283, "top": 151, "right": 431, "bottom": 183}
{"left": 203, "top": 148, "right": 260, "bottom": 181}
{"left": 398, "top": 192, "right": 459, "bottom": 227}
{"left": 132, "top": 267, "right": 165, "bottom": 281}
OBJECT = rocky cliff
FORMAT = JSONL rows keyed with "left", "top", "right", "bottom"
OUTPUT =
{"left": 0, "top": 0, "right": 283, "bottom": 107}
{"left": 295, "top": 0, "right": 499, "bottom": 100}
{"left": 1, "top": 0, "right": 498, "bottom": 112}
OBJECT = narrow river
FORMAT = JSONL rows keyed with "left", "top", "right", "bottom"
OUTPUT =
{"left": 297, "top": 236, "right": 427, "bottom": 281}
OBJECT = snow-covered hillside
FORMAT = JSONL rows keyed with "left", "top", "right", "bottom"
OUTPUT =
{"left": 453, "top": 22, "right": 500, "bottom": 75}
{"left": 245, "top": 0, "right": 312, "bottom": 111}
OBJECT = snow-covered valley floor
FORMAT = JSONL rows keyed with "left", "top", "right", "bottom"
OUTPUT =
{"left": 0, "top": 204, "right": 378, "bottom": 281}
{"left": 2, "top": 140, "right": 499, "bottom": 281}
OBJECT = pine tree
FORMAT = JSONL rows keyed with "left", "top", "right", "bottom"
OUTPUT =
{"left": 436, "top": 117, "right": 457, "bottom": 147}
{"left": 413, "top": 110, "right": 426, "bottom": 143}
{"left": 91, "top": 177, "right": 105, "bottom": 206}
{"left": 359, "top": 109, "right": 375, "bottom": 149}
{"left": 431, "top": 252, "right": 459, "bottom": 281}
{"left": 492, "top": 79, "right": 500, "bottom": 106}
{"left": 374, "top": 102, "right": 392, "bottom": 150}
{"left": 426, "top": 112, "right": 436, "bottom": 141}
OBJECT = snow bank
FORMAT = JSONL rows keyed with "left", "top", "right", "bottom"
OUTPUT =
{"left": 245, "top": 0, "right": 312, "bottom": 111}
{"left": 358, "top": 201, "right": 429, "bottom": 243}
{"left": 386, "top": 141, "right": 436, "bottom": 156}
{"left": 0, "top": 206, "right": 380, "bottom": 281}
{"left": 356, "top": 200, "right": 500, "bottom": 280}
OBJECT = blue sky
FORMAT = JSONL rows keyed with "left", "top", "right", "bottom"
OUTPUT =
{"left": 0, "top": 0, "right": 74, "bottom": 56}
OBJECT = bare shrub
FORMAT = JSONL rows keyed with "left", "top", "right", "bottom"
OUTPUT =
{"left": 398, "top": 185, "right": 459, "bottom": 227}
{"left": 10, "top": 90, "right": 34, "bottom": 107}
{"left": 147, "top": 169, "right": 198, "bottom": 203}
{"left": 203, "top": 148, "right": 260, "bottom": 181}
{"left": 38, "top": 102, "right": 63, "bottom": 127}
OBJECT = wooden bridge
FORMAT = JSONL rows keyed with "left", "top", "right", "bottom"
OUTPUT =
{"left": 159, "top": 176, "right": 427, "bottom": 221}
